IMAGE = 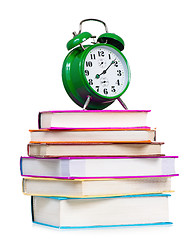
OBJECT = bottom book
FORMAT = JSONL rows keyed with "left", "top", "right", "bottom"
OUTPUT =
{"left": 31, "top": 194, "right": 172, "bottom": 229}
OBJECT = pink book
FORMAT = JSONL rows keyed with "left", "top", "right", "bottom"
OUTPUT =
{"left": 38, "top": 110, "right": 151, "bottom": 129}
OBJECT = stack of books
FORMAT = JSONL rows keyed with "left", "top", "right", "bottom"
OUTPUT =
{"left": 20, "top": 110, "right": 178, "bottom": 229}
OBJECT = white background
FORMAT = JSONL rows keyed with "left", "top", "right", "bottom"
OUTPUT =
{"left": 1, "top": 0, "right": 194, "bottom": 238}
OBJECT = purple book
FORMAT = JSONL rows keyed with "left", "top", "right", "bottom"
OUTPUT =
{"left": 20, "top": 155, "right": 179, "bottom": 179}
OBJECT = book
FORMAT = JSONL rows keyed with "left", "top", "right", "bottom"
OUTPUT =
{"left": 27, "top": 142, "right": 163, "bottom": 157}
{"left": 29, "top": 127, "right": 156, "bottom": 143}
{"left": 38, "top": 110, "right": 150, "bottom": 129}
{"left": 20, "top": 156, "right": 178, "bottom": 179}
{"left": 31, "top": 194, "right": 172, "bottom": 228}
{"left": 23, "top": 177, "right": 173, "bottom": 197}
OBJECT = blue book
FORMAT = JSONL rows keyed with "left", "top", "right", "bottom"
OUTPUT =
{"left": 31, "top": 194, "right": 172, "bottom": 229}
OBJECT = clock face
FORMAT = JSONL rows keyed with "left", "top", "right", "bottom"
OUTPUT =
{"left": 84, "top": 45, "right": 129, "bottom": 98}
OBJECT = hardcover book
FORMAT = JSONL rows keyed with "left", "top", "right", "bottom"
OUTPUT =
{"left": 32, "top": 194, "right": 172, "bottom": 229}
{"left": 38, "top": 110, "right": 151, "bottom": 129}
{"left": 20, "top": 156, "right": 178, "bottom": 179}
{"left": 29, "top": 127, "right": 156, "bottom": 143}
{"left": 23, "top": 177, "right": 173, "bottom": 197}
{"left": 27, "top": 142, "right": 164, "bottom": 157}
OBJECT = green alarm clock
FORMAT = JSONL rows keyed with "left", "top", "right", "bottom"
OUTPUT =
{"left": 62, "top": 19, "right": 131, "bottom": 110}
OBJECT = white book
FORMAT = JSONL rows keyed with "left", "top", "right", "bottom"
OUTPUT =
{"left": 32, "top": 194, "right": 172, "bottom": 228}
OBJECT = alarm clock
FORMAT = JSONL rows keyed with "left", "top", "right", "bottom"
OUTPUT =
{"left": 62, "top": 19, "right": 131, "bottom": 110}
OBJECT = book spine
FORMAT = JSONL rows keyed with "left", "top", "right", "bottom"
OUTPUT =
{"left": 22, "top": 178, "right": 25, "bottom": 193}
{"left": 20, "top": 157, "right": 23, "bottom": 175}
{"left": 154, "top": 128, "right": 157, "bottom": 141}
{"left": 31, "top": 196, "right": 35, "bottom": 222}
{"left": 27, "top": 144, "right": 30, "bottom": 156}
{"left": 38, "top": 112, "right": 41, "bottom": 129}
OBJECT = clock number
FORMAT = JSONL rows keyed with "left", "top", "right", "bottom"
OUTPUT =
{"left": 98, "top": 51, "right": 105, "bottom": 57}
{"left": 116, "top": 79, "right": 120, "bottom": 85}
{"left": 103, "top": 88, "right": 108, "bottom": 95}
{"left": 90, "top": 54, "right": 96, "bottom": 60}
{"left": 88, "top": 79, "right": 93, "bottom": 85}
{"left": 108, "top": 53, "right": 111, "bottom": 59}
{"left": 86, "top": 61, "right": 93, "bottom": 67}
{"left": 85, "top": 70, "right": 89, "bottom": 76}
{"left": 117, "top": 70, "right": 122, "bottom": 76}
{"left": 95, "top": 86, "right": 100, "bottom": 92}
{"left": 111, "top": 86, "right": 116, "bottom": 92}
{"left": 114, "top": 61, "right": 118, "bottom": 67}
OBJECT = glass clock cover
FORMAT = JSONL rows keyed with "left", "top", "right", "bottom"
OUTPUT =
{"left": 84, "top": 45, "right": 129, "bottom": 98}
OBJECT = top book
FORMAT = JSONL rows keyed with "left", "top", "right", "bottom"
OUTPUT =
{"left": 38, "top": 110, "right": 151, "bottom": 129}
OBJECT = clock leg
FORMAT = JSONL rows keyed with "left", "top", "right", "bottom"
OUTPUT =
{"left": 83, "top": 95, "right": 91, "bottom": 110}
{"left": 117, "top": 97, "right": 128, "bottom": 110}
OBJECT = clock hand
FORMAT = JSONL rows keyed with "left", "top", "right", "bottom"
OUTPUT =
{"left": 95, "top": 59, "right": 116, "bottom": 79}
{"left": 104, "top": 59, "right": 116, "bottom": 72}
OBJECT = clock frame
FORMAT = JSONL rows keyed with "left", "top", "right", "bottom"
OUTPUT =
{"left": 62, "top": 43, "right": 130, "bottom": 110}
